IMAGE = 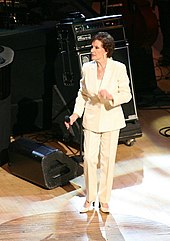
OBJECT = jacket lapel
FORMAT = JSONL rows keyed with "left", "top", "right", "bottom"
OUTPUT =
{"left": 99, "top": 58, "right": 113, "bottom": 90}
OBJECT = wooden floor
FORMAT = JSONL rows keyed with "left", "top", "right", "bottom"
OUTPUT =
{"left": 1, "top": 108, "right": 170, "bottom": 241}
{"left": 1, "top": 41, "right": 170, "bottom": 240}
{"left": 1, "top": 74, "right": 170, "bottom": 241}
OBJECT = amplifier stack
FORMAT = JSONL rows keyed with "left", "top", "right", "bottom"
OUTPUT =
{"left": 66, "top": 14, "right": 125, "bottom": 50}
{"left": 53, "top": 14, "right": 142, "bottom": 146}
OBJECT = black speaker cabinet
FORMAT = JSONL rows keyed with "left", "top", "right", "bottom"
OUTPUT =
{"left": 8, "top": 138, "right": 83, "bottom": 189}
{"left": 78, "top": 44, "right": 142, "bottom": 144}
{"left": 78, "top": 43, "right": 138, "bottom": 122}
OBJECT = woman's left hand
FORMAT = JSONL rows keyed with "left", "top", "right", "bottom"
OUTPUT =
{"left": 98, "top": 89, "right": 113, "bottom": 101}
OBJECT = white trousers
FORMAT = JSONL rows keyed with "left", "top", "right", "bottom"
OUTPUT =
{"left": 83, "top": 129, "right": 120, "bottom": 203}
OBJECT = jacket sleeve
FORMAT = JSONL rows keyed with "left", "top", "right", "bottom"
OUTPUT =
{"left": 109, "top": 63, "right": 132, "bottom": 107}
{"left": 73, "top": 65, "right": 87, "bottom": 118}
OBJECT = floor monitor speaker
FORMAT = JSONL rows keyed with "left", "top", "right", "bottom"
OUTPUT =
{"left": 8, "top": 138, "right": 83, "bottom": 189}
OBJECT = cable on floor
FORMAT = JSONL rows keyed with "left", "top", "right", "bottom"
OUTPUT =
{"left": 159, "top": 126, "right": 170, "bottom": 137}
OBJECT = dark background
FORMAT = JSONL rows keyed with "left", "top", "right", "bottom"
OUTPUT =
{"left": 0, "top": 0, "right": 158, "bottom": 163}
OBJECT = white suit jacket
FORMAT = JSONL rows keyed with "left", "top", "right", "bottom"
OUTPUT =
{"left": 73, "top": 57, "right": 132, "bottom": 132}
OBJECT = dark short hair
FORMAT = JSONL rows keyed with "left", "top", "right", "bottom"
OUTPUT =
{"left": 91, "top": 32, "right": 115, "bottom": 57}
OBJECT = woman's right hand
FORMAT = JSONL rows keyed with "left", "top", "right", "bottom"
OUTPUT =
{"left": 64, "top": 113, "right": 79, "bottom": 129}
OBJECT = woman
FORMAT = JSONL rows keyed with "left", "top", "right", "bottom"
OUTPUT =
{"left": 65, "top": 32, "right": 132, "bottom": 213}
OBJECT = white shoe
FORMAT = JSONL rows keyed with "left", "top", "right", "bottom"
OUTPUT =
{"left": 99, "top": 203, "right": 110, "bottom": 214}
{"left": 80, "top": 201, "right": 95, "bottom": 213}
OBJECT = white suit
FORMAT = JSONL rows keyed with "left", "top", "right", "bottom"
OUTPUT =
{"left": 73, "top": 57, "right": 132, "bottom": 203}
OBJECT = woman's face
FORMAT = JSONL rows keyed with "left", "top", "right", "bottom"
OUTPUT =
{"left": 91, "top": 40, "right": 107, "bottom": 61}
